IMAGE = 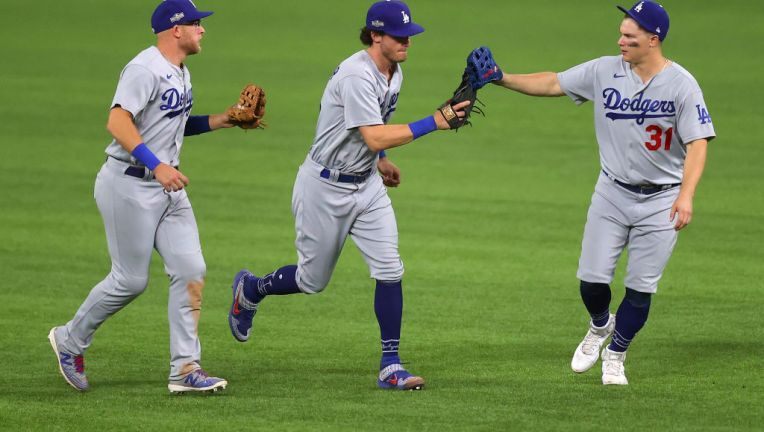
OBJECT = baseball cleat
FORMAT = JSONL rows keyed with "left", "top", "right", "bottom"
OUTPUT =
{"left": 571, "top": 314, "right": 615, "bottom": 373}
{"left": 601, "top": 347, "right": 629, "bottom": 385}
{"left": 48, "top": 327, "right": 89, "bottom": 391}
{"left": 378, "top": 363, "right": 425, "bottom": 391}
{"left": 168, "top": 369, "right": 228, "bottom": 394}
{"left": 228, "top": 269, "right": 259, "bottom": 342}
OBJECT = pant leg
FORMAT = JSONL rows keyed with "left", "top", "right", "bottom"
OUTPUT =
{"left": 577, "top": 173, "right": 631, "bottom": 284}
{"left": 624, "top": 188, "right": 680, "bottom": 293}
{"left": 291, "top": 162, "right": 356, "bottom": 294}
{"left": 349, "top": 175, "right": 404, "bottom": 282}
{"left": 154, "top": 190, "right": 206, "bottom": 379}
{"left": 58, "top": 160, "right": 167, "bottom": 354}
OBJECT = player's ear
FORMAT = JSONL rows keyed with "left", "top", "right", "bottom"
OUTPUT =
{"left": 370, "top": 31, "right": 385, "bottom": 44}
{"left": 171, "top": 25, "right": 183, "bottom": 40}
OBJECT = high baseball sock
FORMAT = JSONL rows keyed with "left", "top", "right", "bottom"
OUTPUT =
{"left": 580, "top": 280, "right": 612, "bottom": 327}
{"left": 243, "top": 265, "right": 299, "bottom": 304}
{"left": 375, "top": 280, "right": 403, "bottom": 367}
{"left": 609, "top": 288, "right": 652, "bottom": 352}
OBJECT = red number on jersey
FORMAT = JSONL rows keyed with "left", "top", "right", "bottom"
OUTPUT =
{"left": 644, "top": 125, "right": 674, "bottom": 151}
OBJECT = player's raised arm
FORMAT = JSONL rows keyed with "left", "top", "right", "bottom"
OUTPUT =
{"left": 358, "top": 99, "right": 472, "bottom": 152}
{"left": 461, "top": 46, "right": 564, "bottom": 97}
{"left": 495, "top": 72, "right": 565, "bottom": 97}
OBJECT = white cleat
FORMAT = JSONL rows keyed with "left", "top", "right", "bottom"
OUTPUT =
{"left": 601, "top": 347, "right": 629, "bottom": 385}
{"left": 571, "top": 314, "right": 615, "bottom": 373}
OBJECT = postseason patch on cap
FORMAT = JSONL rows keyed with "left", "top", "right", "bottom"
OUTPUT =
{"left": 371, "top": 19, "right": 384, "bottom": 28}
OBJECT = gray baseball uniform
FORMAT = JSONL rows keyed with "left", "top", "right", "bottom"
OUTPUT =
{"left": 558, "top": 55, "right": 715, "bottom": 292}
{"left": 55, "top": 46, "right": 206, "bottom": 379}
{"left": 294, "top": 50, "right": 403, "bottom": 293}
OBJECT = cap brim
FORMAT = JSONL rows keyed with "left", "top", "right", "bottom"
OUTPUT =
{"left": 386, "top": 22, "right": 424, "bottom": 38}
{"left": 617, "top": 6, "right": 649, "bottom": 32}
{"left": 187, "top": 10, "right": 214, "bottom": 21}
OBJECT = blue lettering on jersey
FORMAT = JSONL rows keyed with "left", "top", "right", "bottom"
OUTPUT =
{"left": 602, "top": 88, "right": 675, "bottom": 125}
{"left": 162, "top": 88, "right": 193, "bottom": 119}
{"left": 382, "top": 92, "right": 399, "bottom": 123}
{"left": 696, "top": 104, "right": 712, "bottom": 124}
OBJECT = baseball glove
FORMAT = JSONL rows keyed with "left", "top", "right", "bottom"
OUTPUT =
{"left": 226, "top": 84, "right": 267, "bottom": 129}
{"left": 466, "top": 46, "right": 503, "bottom": 90}
{"left": 438, "top": 71, "right": 484, "bottom": 130}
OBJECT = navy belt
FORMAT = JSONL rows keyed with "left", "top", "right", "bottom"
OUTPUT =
{"left": 320, "top": 168, "right": 371, "bottom": 184}
{"left": 124, "top": 165, "right": 180, "bottom": 180}
{"left": 603, "top": 170, "right": 680, "bottom": 195}
{"left": 107, "top": 156, "right": 178, "bottom": 180}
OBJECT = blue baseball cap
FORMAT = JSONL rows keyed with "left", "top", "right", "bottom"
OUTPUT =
{"left": 617, "top": 1, "right": 670, "bottom": 41}
{"left": 151, "top": 0, "right": 213, "bottom": 34}
{"left": 366, "top": 1, "right": 424, "bottom": 38}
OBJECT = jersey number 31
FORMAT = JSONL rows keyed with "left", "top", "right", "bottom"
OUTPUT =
{"left": 644, "top": 125, "right": 673, "bottom": 151}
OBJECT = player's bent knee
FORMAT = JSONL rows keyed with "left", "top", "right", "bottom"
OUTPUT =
{"left": 371, "top": 264, "right": 404, "bottom": 283}
{"left": 625, "top": 287, "right": 652, "bottom": 308}
{"left": 169, "top": 257, "right": 206, "bottom": 285}
{"left": 295, "top": 271, "right": 329, "bottom": 294}
{"left": 110, "top": 272, "right": 149, "bottom": 296}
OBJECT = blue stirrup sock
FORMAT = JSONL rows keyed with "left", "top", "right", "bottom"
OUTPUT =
{"left": 580, "top": 280, "right": 612, "bottom": 327}
{"left": 243, "top": 265, "right": 300, "bottom": 303}
{"left": 609, "top": 288, "right": 652, "bottom": 352}
{"left": 375, "top": 280, "right": 403, "bottom": 367}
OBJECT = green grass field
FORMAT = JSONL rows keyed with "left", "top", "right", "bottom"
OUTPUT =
{"left": 1, "top": 1, "right": 762, "bottom": 430}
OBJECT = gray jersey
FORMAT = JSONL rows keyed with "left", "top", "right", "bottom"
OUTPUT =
{"left": 558, "top": 55, "right": 715, "bottom": 185}
{"left": 105, "top": 46, "right": 193, "bottom": 167}
{"left": 309, "top": 50, "right": 402, "bottom": 174}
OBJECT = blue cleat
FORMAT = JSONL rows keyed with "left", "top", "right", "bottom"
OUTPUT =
{"left": 228, "top": 269, "right": 259, "bottom": 342}
{"left": 48, "top": 327, "right": 89, "bottom": 391}
{"left": 378, "top": 363, "right": 425, "bottom": 391}
{"left": 168, "top": 368, "right": 227, "bottom": 394}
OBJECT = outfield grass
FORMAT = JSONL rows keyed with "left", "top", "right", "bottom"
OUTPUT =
{"left": 1, "top": 1, "right": 762, "bottom": 431}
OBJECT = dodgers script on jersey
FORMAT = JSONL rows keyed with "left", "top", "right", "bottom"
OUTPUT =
{"left": 309, "top": 50, "right": 401, "bottom": 174}
{"left": 105, "top": 46, "right": 193, "bottom": 167}
{"left": 558, "top": 55, "right": 715, "bottom": 185}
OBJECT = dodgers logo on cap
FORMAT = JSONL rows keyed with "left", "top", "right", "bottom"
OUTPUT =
{"left": 151, "top": 0, "right": 214, "bottom": 34}
{"left": 366, "top": 1, "right": 424, "bottom": 38}
{"left": 617, "top": 0, "right": 670, "bottom": 41}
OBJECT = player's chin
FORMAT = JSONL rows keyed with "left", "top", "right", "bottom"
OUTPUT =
{"left": 396, "top": 52, "right": 408, "bottom": 62}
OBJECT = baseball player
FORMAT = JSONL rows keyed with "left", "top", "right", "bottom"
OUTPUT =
{"left": 48, "top": 0, "right": 251, "bottom": 393}
{"left": 468, "top": 1, "right": 715, "bottom": 384}
{"left": 228, "top": 0, "right": 470, "bottom": 391}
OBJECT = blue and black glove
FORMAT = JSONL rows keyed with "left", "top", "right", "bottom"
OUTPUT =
{"left": 466, "top": 46, "right": 503, "bottom": 90}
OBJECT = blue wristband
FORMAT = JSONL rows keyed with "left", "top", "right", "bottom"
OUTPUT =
{"left": 408, "top": 116, "right": 437, "bottom": 140}
{"left": 131, "top": 143, "right": 161, "bottom": 170}
{"left": 379, "top": 150, "right": 387, "bottom": 159}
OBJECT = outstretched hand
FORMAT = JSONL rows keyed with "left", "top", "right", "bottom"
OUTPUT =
{"left": 434, "top": 100, "right": 472, "bottom": 130}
